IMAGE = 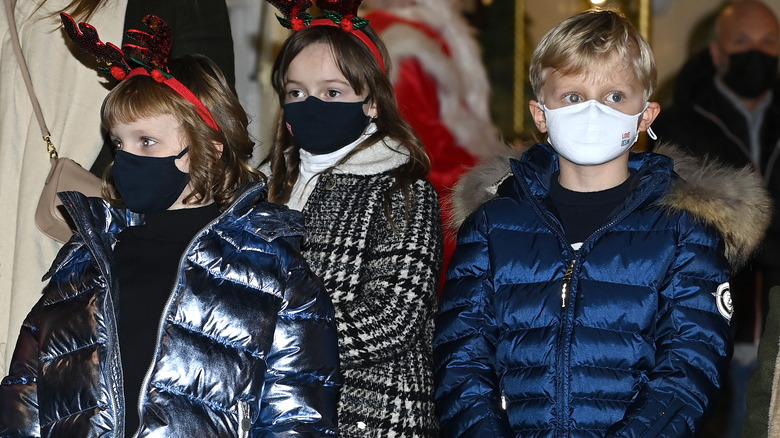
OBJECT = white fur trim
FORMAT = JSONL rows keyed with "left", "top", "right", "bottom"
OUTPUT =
{"left": 376, "top": 15, "right": 506, "bottom": 158}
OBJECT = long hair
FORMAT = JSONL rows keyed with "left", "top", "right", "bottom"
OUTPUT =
{"left": 101, "top": 54, "right": 259, "bottom": 210}
{"left": 36, "top": 0, "right": 105, "bottom": 20}
{"left": 265, "top": 24, "right": 430, "bottom": 221}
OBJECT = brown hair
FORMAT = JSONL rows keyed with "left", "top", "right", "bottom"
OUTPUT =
{"left": 101, "top": 54, "right": 259, "bottom": 210}
{"left": 265, "top": 24, "right": 430, "bottom": 221}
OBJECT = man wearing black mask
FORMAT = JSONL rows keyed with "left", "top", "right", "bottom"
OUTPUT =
{"left": 650, "top": 1, "right": 780, "bottom": 437}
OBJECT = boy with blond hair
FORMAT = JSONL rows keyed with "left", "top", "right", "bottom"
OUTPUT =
{"left": 434, "top": 9, "right": 771, "bottom": 437}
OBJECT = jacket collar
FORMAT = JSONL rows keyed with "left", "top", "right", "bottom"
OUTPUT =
{"left": 44, "top": 181, "right": 277, "bottom": 280}
{"left": 448, "top": 142, "right": 772, "bottom": 269}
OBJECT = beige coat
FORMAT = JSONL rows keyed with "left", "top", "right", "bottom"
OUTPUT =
{"left": 0, "top": 0, "right": 128, "bottom": 372}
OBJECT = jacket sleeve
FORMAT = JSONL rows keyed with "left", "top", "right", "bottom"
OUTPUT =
{"left": 334, "top": 179, "right": 443, "bottom": 367}
{"left": 433, "top": 208, "right": 513, "bottom": 437}
{"left": 606, "top": 216, "right": 732, "bottom": 437}
{"left": 741, "top": 286, "right": 780, "bottom": 438}
{"left": 0, "top": 309, "right": 42, "bottom": 438}
{"left": 254, "top": 249, "right": 340, "bottom": 436}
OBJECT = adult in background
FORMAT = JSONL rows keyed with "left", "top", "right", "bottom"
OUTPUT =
{"left": 649, "top": 2, "right": 780, "bottom": 436}
{"left": 0, "top": 0, "right": 234, "bottom": 373}
{"left": 362, "top": 0, "right": 506, "bottom": 285}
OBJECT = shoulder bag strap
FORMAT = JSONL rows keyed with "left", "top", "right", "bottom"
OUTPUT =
{"left": 4, "top": 0, "right": 58, "bottom": 158}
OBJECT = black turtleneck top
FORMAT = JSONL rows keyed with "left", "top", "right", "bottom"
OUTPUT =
{"left": 113, "top": 203, "right": 220, "bottom": 435}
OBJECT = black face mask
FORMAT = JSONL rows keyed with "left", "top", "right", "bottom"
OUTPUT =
{"left": 112, "top": 148, "right": 190, "bottom": 213}
{"left": 722, "top": 49, "right": 779, "bottom": 98}
{"left": 283, "top": 96, "right": 372, "bottom": 155}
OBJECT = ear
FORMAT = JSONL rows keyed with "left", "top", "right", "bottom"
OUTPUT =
{"left": 213, "top": 141, "right": 224, "bottom": 158}
{"left": 529, "top": 100, "right": 547, "bottom": 133}
{"left": 638, "top": 102, "right": 661, "bottom": 132}
{"left": 709, "top": 41, "right": 724, "bottom": 70}
{"left": 366, "top": 98, "right": 378, "bottom": 119}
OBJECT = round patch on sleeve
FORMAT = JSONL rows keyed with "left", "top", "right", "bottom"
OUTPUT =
{"left": 713, "top": 282, "right": 733, "bottom": 322}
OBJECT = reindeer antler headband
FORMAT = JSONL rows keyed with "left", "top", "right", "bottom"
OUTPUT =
{"left": 60, "top": 13, "right": 220, "bottom": 131}
{"left": 267, "top": 0, "right": 386, "bottom": 72}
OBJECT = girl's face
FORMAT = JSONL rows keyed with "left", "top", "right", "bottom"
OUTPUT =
{"left": 283, "top": 43, "right": 377, "bottom": 117}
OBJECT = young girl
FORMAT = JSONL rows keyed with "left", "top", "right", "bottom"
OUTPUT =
{"left": 0, "top": 16, "right": 339, "bottom": 436}
{"left": 1, "top": 0, "right": 234, "bottom": 377}
{"left": 262, "top": 4, "right": 444, "bottom": 436}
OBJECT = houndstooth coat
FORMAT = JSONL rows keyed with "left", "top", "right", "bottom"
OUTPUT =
{"left": 282, "top": 138, "right": 444, "bottom": 437}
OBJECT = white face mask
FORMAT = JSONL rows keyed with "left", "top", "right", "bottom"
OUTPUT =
{"left": 540, "top": 100, "right": 651, "bottom": 166}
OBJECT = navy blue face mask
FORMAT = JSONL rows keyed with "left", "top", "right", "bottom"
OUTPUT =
{"left": 112, "top": 148, "right": 190, "bottom": 213}
{"left": 283, "top": 96, "right": 372, "bottom": 155}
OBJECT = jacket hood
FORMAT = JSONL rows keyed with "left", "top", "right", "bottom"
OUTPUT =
{"left": 447, "top": 142, "right": 773, "bottom": 269}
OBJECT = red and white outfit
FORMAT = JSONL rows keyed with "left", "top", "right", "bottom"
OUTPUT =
{"left": 365, "top": 5, "right": 505, "bottom": 285}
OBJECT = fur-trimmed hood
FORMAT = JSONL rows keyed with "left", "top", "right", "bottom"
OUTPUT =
{"left": 447, "top": 142, "right": 773, "bottom": 269}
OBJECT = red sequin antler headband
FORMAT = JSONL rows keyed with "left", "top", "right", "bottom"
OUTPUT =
{"left": 60, "top": 13, "right": 220, "bottom": 131}
{"left": 267, "top": 0, "right": 386, "bottom": 72}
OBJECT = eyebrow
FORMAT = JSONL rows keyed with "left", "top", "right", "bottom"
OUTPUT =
{"left": 285, "top": 77, "right": 352, "bottom": 88}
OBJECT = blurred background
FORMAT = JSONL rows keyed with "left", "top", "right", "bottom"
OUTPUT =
{"left": 227, "top": 0, "right": 780, "bottom": 155}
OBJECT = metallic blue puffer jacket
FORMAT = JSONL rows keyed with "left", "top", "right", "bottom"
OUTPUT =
{"left": 435, "top": 144, "right": 771, "bottom": 437}
{"left": 0, "top": 182, "right": 340, "bottom": 437}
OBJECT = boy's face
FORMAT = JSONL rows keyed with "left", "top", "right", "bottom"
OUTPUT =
{"left": 109, "top": 113, "right": 190, "bottom": 169}
{"left": 109, "top": 114, "right": 195, "bottom": 199}
{"left": 529, "top": 54, "right": 659, "bottom": 136}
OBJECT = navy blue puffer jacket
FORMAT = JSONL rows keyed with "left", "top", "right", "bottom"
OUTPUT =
{"left": 0, "top": 182, "right": 340, "bottom": 437}
{"left": 435, "top": 144, "right": 771, "bottom": 437}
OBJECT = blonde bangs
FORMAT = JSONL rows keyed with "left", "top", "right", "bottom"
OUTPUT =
{"left": 530, "top": 9, "right": 656, "bottom": 100}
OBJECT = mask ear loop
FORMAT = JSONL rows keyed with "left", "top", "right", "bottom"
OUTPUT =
{"left": 638, "top": 102, "right": 657, "bottom": 140}
{"left": 646, "top": 127, "right": 658, "bottom": 140}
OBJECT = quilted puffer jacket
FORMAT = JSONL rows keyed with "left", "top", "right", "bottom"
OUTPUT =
{"left": 0, "top": 182, "right": 340, "bottom": 437}
{"left": 434, "top": 143, "right": 772, "bottom": 437}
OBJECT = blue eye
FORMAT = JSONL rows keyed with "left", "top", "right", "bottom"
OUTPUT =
{"left": 607, "top": 93, "right": 624, "bottom": 103}
{"left": 564, "top": 94, "right": 581, "bottom": 104}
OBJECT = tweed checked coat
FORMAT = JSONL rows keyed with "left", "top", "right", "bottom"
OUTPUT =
{"left": 276, "top": 138, "right": 444, "bottom": 437}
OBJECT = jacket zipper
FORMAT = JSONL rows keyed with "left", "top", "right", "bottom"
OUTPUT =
{"left": 560, "top": 258, "right": 577, "bottom": 308}
{"left": 135, "top": 208, "right": 229, "bottom": 420}
{"left": 515, "top": 157, "right": 666, "bottom": 436}
{"left": 65, "top": 187, "right": 268, "bottom": 435}
{"left": 135, "top": 186, "right": 269, "bottom": 432}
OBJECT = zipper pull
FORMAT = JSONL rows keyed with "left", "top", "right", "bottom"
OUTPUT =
{"left": 561, "top": 259, "right": 576, "bottom": 308}
{"left": 237, "top": 400, "right": 251, "bottom": 438}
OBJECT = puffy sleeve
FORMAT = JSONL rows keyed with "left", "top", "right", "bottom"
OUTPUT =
{"left": 253, "top": 232, "right": 341, "bottom": 436}
{"left": 433, "top": 207, "right": 513, "bottom": 437}
{"left": 607, "top": 214, "right": 732, "bottom": 437}
{"left": 0, "top": 307, "right": 42, "bottom": 437}
{"left": 335, "top": 179, "right": 443, "bottom": 367}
